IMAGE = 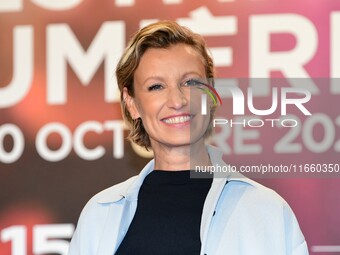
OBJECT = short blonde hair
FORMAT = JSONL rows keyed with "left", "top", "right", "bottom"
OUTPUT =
{"left": 116, "top": 20, "right": 215, "bottom": 149}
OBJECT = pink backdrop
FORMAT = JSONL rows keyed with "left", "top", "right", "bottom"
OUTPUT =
{"left": 0, "top": 0, "right": 339, "bottom": 254}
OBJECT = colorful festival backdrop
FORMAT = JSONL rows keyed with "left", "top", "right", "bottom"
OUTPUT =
{"left": 1, "top": 0, "right": 340, "bottom": 254}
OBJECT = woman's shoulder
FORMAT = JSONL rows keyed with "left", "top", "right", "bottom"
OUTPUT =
{"left": 212, "top": 172, "right": 293, "bottom": 218}
{"left": 207, "top": 177, "right": 308, "bottom": 254}
{"left": 72, "top": 176, "right": 138, "bottom": 233}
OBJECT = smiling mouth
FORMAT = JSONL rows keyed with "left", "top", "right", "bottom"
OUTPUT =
{"left": 162, "top": 115, "right": 192, "bottom": 124}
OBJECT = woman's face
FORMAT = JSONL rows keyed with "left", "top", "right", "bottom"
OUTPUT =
{"left": 124, "top": 43, "right": 211, "bottom": 149}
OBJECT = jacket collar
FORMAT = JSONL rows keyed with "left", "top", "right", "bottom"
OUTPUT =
{"left": 98, "top": 145, "right": 254, "bottom": 204}
{"left": 123, "top": 159, "right": 155, "bottom": 201}
{"left": 97, "top": 159, "right": 154, "bottom": 204}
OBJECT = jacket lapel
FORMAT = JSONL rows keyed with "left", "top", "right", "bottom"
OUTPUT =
{"left": 200, "top": 177, "right": 227, "bottom": 254}
{"left": 96, "top": 199, "right": 128, "bottom": 255}
{"left": 96, "top": 160, "right": 155, "bottom": 255}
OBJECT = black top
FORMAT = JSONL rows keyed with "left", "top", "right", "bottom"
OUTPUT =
{"left": 115, "top": 170, "right": 213, "bottom": 255}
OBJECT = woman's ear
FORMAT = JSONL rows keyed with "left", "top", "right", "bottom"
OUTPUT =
{"left": 123, "top": 87, "right": 140, "bottom": 119}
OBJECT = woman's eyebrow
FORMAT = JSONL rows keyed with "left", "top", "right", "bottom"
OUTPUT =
{"left": 182, "top": 71, "right": 204, "bottom": 78}
{"left": 141, "top": 76, "right": 165, "bottom": 85}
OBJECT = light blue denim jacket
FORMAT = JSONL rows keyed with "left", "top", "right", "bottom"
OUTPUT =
{"left": 68, "top": 146, "right": 308, "bottom": 255}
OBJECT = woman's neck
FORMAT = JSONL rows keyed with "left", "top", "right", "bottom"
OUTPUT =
{"left": 152, "top": 141, "right": 211, "bottom": 171}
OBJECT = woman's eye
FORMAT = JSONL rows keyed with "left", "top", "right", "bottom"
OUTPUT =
{"left": 183, "top": 79, "right": 203, "bottom": 87}
{"left": 148, "top": 84, "right": 163, "bottom": 91}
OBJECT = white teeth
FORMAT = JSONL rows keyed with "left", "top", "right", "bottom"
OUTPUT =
{"left": 163, "top": 115, "right": 191, "bottom": 124}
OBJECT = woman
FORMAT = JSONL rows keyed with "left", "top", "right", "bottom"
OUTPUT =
{"left": 68, "top": 20, "right": 308, "bottom": 255}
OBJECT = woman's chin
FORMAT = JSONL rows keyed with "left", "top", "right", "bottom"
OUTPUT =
{"left": 151, "top": 136, "right": 206, "bottom": 149}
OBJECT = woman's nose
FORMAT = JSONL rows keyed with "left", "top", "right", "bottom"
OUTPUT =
{"left": 166, "top": 86, "right": 189, "bottom": 109}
